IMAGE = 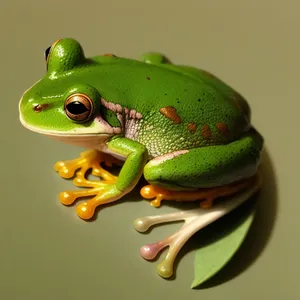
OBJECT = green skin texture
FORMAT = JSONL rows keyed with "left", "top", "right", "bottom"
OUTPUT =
{"left": 19, "top": 38, "right": 263, "bottom": 202}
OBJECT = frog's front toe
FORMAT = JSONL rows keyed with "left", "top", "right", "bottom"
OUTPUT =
{"left": 74, "top": 184, "right": 122, "bottom": 219}
{"left": 54, "top": 149, "right": 99, "bottom": 179}
{"left": 76, "top": 202, "right": 96, "bottom": 220}
{"left": 54, "top": 149, "right": 121, "bottom": 180}
{"left": 55, "top": 150, "right": 125, "bottom": 219}
{"left": 60, "top": 182, "right": 123, "bottom": 220}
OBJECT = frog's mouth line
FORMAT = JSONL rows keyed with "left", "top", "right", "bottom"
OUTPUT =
{"left": 19, "top": 113, "right": 113, "bottom": 150}
{"left": 18, "top": 107, "right": 119, "bottom": 135}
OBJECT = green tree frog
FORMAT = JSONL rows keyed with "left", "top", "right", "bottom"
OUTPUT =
{"left": 19, "top": 38, "right": 263, "bottom": 220}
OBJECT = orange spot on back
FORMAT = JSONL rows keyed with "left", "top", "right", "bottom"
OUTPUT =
{"left": 159, "top": 106, "right": 182, "bottom": 124}
{"left": 201, "top": 124, "right": 211, "bottom": 139}
{"left": 216, "top": 122, "right": 229, "bottom": 135}
{"left": 187, "top": 122, "right": 197, "bottom": 133}
{"left": 104, "top": 54, "right": 116, "bottom": 57}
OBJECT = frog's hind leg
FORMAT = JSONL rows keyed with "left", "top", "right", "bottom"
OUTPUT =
{"left": 141, "top": 130, "right": 263, "bottom": 208}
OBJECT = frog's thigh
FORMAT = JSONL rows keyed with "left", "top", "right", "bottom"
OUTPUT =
{"left": 143, "top": 134, "right": 262, "bottom": 190}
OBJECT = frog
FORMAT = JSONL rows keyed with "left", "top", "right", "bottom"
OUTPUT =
{"left": 18, "top": 38, "right": 264, "bottom": 220}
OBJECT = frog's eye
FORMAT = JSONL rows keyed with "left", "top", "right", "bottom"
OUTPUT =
{"left": 44, "top": 39, "right": 61, "bottom": 64}
{"left": 64, "top": 93, "right": 94, "bottom": 122}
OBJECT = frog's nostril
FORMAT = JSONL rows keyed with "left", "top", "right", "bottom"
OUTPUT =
{"left": 33, "top": 104, "right": 49, "bottom": 112}
{"left": 34, "top": 104, "right": 43, "bottom": 112}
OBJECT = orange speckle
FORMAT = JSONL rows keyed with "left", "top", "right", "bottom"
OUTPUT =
{"left": 159, "top": 106, "right": 182, "bottom": 124}
{"left": 104, "top": 54, "right": 116, "bottom": 57}
{"left": 216, "top": 122, "right": 229, "bottom": 135}
{"left": 201, "top": 124, "right": 211, "bottom": 139}
{"left": 187, "top": 122, "right": 197, "bottom": 133}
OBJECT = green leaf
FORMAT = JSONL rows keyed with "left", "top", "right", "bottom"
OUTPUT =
{"left": 191, "top": 206, "right": 255, "bottom": 288}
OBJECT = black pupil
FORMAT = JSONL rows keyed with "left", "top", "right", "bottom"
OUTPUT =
{"left": 45, "top": 46, "right": 51, "bottom": 61}
{"left": 67, "top": 101, "right": 88, "bottom": 115}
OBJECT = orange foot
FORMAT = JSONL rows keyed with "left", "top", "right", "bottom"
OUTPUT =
{"left": 140, "top": 173, "right": 260, "bottom": 208}
{"left": 54, "top": 150, "right": 123, "bottom": 219}
{"left": 54, "top": 150, "right": 121, "bottom": 180}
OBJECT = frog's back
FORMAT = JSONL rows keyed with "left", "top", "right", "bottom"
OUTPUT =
{"left": 163, "top": 63, "right": 251, "bottom": 122}
{"left": 124, "top": 61, "right": 253, "bottom": 157}
{"left": 79, "top": 55, "right": 252, "bottom": 156}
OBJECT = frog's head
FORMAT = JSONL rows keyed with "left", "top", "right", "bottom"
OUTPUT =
{"left": 19, "top": 38, "right": 122, "bottom": 149}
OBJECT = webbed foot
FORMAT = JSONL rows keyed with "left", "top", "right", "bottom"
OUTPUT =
{"left": 54, "top": 150, "right": 120, "bottom": 179}
{"left": 54, "top": 150, "right": 124, "bottom": 220}
{"left": 134, "top": 173, "right": 261, "bottom": 279}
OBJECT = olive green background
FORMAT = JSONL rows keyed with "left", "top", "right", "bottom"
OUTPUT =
{"left": 0, "top": 0, "right": 297, "bottom": 299}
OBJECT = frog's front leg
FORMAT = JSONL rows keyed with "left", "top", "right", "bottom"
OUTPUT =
{"left": 56, "top": 138, "right": 148, "bottom": 220}
{"left": 141, "top": 130, "right": 263, "bottom": 208}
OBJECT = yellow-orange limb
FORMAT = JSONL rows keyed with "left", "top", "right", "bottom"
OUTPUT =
{"left": 140, "top": 172, "right": 260, "bottom": 208}
{"left": 54, "top": 149, "right": 122, "bottom": 180}
{"left": 54, "top": 150, "right": 124, "bottom": 219}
